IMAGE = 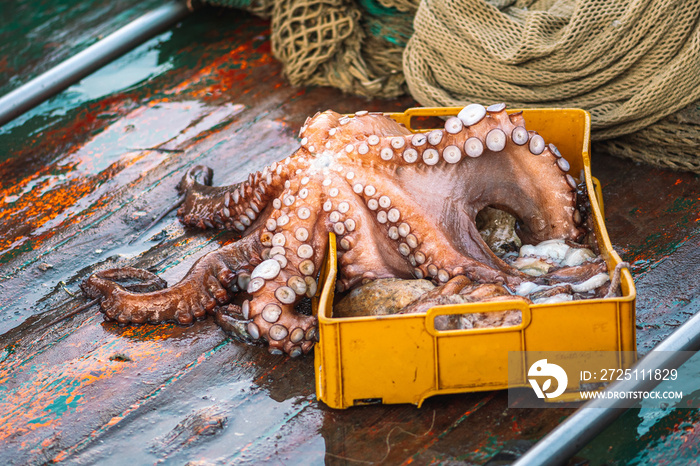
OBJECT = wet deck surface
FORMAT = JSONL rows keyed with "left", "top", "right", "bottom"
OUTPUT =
{"left": 1, "top": 5, "right": 699, "bottom": 465}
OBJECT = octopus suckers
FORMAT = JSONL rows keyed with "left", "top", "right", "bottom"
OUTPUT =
{"left": 458, "top": 103, "right": 486, "bottom": 126}
{"left": 265, "top": 219, "right": 276, "bottom": 231}
{"left": 428, "top": 130, "right": 443, "bottom": 146}
{"left": 445, "top": 117, "right": 463, "bottom": 134}
{"left": 295, "top": 227, "right": 309, "bottom": 241}
{"left": 388, "top": 208, "right": 400, "bottom": 222}
{"left": 465, "top": 137, "right": 484, "bottom": 157}
{"left": 423, "top": 148, "right": 439, "bottom": 165}
{"left": 269, "top": 324, "right": 289, "bottom": 341}
{"left": 269, "top": 246, "right": 285, "bottom": 257}
{"left": 403, "top": 148, "right": 418, "bottom": 163}
{"left": 275, "top": 286, "right": 296, "bottom": 304}
{"left": 288, "top": 276, "right": 307, "bottom": 295}
{"left": 443, "top": 145, "right": 462, "bottom": 163}
{"left": 557, "top": 157, "right": 570, "bottom": 172}
{"left": 290, "top": 327, "right": 305, "bottom": 343}
{"left": 486, "top": 129, "right": 507, "bottom": 152}
{"left": 529, "top": 134, "right": 545, "bottom": 155}
{"left": 297, "top": 244, "right": 314, "bottom": 259}
{"left": 247, "top": 277, "right": 265, "bottom": 294}
{"left": 298, "top": 207, "right": 311, "bottom": 219}
{"left": 273, "top": 254, "right": 287, "bottom": 268}
{"left": 487, "top": 102, "right": 506, "bottom": 113}
{"left": 512, "top": 126, "right": 529, "bottom": 146}
{"left": 262, "top": 303, "right": 282, "bottom": 323}
{"left": 549, "top": 143, "right": 562, "bottom": 158}
{"left": 247, "top": 322, "right": 260, "bottom": 339}
{"left": 391, "top": 137, "right": 405, "bottom": 149}
{"left": 299, "top": 259, "right": 314, "bottom": 275}
{"left": 272, "top": 233, "right": 286, "bottom": 247}
{"left": 412, "top": 133, "right": 427, "bottom": 147}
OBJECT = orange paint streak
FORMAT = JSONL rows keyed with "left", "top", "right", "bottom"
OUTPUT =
{"left": 167, "top": 37, "right": 275, "bottom": 101}
{"left": 0, "top": 325, "right": 173, "bottom": 442}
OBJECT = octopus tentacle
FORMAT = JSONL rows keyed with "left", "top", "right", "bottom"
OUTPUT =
{"left": 243, "top": 178, "right": 329, "bottom": 355}
{"left": 177, "top": 161, "right": 293, "bottom": 233}
{"left": 82, "top": 235, "right": 260, "bottom": 325}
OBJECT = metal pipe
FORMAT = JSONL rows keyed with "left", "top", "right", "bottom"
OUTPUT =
{"left": 513, "top": 310, "right": 700, "bottom": 466}
{"left": 0, "top": 0, "right": 195, "bottom": 127}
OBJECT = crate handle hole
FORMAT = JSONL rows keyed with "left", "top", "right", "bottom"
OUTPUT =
{"left": 434, "top": 309, "right": 522, "bottom": 331}
{"left": 353, "top": 398, "right": 383, "bottom": 406}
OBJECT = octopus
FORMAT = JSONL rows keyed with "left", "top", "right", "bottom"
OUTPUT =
{"left": 82, "top": 103, "right": 604, "bottom": 357}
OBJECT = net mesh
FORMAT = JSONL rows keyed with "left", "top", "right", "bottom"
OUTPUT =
{"left": 405, "top": 0, "right": 700, "bottom": 139}
{"left": 206, "top": 0, "right": 700, "bottom": 173}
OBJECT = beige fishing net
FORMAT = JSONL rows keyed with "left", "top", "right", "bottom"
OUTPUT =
{"left": 270, "top": 0, "right": 401, "bottom": 97}
{"left": 208, "top": 0, "right": 700, "bottom": 173}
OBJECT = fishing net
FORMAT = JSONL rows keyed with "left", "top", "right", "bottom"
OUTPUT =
{"left": 206, "top": 0, "right": 700, "bottom": 173}
{"left": 208, "top": 0, "right": 414, "bottom": 97}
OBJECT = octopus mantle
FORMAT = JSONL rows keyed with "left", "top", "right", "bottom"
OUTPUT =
{"left": 82, "top": 104, "right": 587, "bottom": 356}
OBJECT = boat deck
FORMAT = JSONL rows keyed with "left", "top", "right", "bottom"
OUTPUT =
{"left": 1, "top": 4, "right": 699, "bottom": 464}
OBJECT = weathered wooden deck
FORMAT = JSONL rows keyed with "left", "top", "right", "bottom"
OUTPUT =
{"left": 1, "top": 4, "right": 699, "bottom": 464}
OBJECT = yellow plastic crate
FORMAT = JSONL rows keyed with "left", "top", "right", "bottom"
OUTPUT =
{"left": 312, "top": 107, "right": 637, "bottom": 409}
